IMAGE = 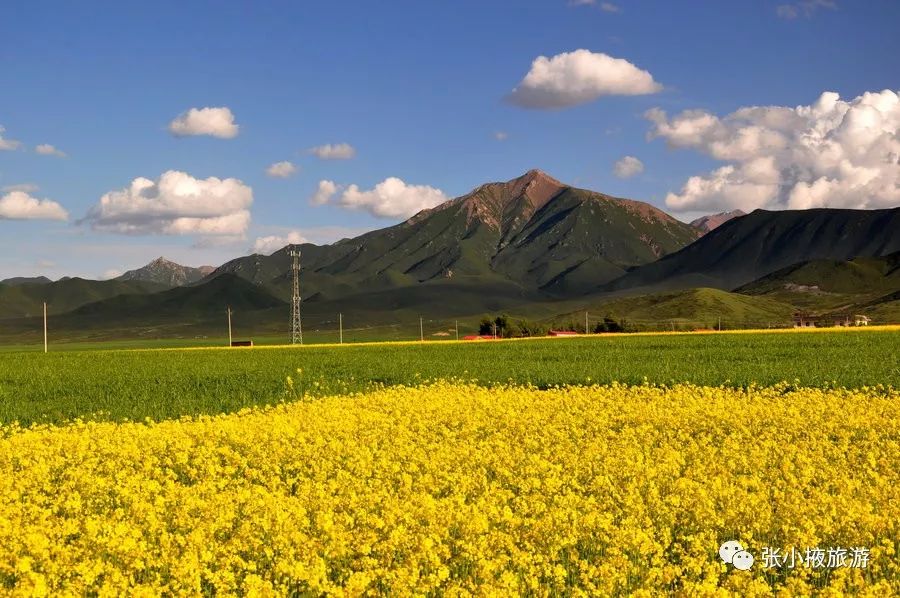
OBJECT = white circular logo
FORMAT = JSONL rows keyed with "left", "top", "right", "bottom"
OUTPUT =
{"left": 719, "top": 540, "right": 744, "bottom": 564}
{"left": 732, "top": 550, "right": 755, "bottom": 571}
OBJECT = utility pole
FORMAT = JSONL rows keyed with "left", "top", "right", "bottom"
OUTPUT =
{"left": 718, "top": 316, "right": 722, "bottom": 331}
{"left": 492, "top": 322, "right": 497, "bottom": 339}
{"left": 585, "top": 311, "right": 589, "bottom": 334}
{"left": 227, "top": 306, "right": 232, "bottom": 346}
{"left": 339, "top": 313, "right": 343, "bottom": 344}
{"left": 290, "top": 246, "right": 303, "bottom": 345}
{"left": 420, "top": 317, "right": 424, "bottom": 342}
{"left": 43, "top": 302, "right": 48, "bottom": 354}
{"left": 455, "top": 320, "right": 459, "bottom": 341}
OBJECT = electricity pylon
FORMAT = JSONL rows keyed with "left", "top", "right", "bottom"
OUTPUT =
{"left": 290, "top": 246, "right": 303, "bottom": 345}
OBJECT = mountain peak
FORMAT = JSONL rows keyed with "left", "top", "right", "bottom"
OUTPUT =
{"left": 448, "top": 169, "right": 567, "bottom": 230}
{"left": 690, "top": 210, "right": 747, "bottom": 234}
{"left": 116, "top": 257, "right": 215, "bottom": 287}
{"left": 520, "top": 168, "right": 559, "bottom": 184}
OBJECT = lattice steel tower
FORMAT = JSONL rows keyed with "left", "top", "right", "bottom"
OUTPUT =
{"left": 290, "top": 246, "right": 303, "bottom": 345}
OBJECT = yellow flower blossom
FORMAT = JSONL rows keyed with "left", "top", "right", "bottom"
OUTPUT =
{"left": 0, "top": 381, "right": 897, "bottom": 595}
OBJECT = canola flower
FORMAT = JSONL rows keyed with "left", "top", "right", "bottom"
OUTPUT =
{"left": 1, "top": 381, "right": 899, "bottom": 596}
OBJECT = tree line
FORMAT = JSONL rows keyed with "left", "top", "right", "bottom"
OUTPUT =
{"left": 478, "top": 314, "right": 626, "bottom": 338}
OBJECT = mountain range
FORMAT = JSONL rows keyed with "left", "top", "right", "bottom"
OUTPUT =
{"left": 604, "top": 207, "right": 900, "bottom": 294}
{"left": 2, "top": 169, "right": 899, "bottom": 341}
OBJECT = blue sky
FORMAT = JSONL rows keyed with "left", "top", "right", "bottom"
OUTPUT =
{"left": 1, "top": 0, "right": 898, "bottom": 279}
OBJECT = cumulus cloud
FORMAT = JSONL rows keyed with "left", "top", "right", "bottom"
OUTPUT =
{"left": 168, "top": 107, "right": 239, "bottom": 139}
{"left": 84, "top": 170, "right": 253, "bottom": 236}
{"left": 251, "top": 231, "right": 308, "bottom": 255}
{"left": 2, "top": 183, "right": 39, "bottom": 193}
{"left": 646, "top": 90, "right": 900, "bottom": 212}
{"left": 35, "top": 144, "right": 66, "bottom": 157}
{"left": 309, "top": 180, "right": 339, "bottom": 206}
{"left": 308, "top": 143, "right": 356, "bottom": 160}
{"left": 0, "top": 126, "right": 21, "bottom": 150}
{"left": 311, "top": 177, "right": 449, "bottom": 219}
{"left": 266, "top": 161, "right": 298, "bottom": 178}
{"left": 776, "top": 0, "right": 836, "bottom": 19}
{"left": 507, "top": 49, "right": 662, "bottom": 109}
{"left": 494, "top": 131, "right": 509, "bottom": 141}
{"left": 613, "top": 155, "right": 644, "bottom": 178}
{"left": 0, "top": 191, "right": 68, "bottom": 221}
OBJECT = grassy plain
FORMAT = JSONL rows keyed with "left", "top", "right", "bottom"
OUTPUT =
{"left": 2, "top": 327, "right": 898, "bottom": 425}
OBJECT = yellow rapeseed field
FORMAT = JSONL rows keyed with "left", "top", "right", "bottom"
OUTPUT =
{"left": 1, "top": 381, "right": 899, "bottom": 596}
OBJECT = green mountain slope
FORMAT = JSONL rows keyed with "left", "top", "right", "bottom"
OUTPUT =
{"left": 732, "top": 252, "right": 900, "bottom": 322}
{"left": 0, "top": 276, "right": 52, "bottom": 286}
{"left": 0, "top": 278, "right": 170, "bottom": 319}
{"left": 738, "top": 252, "right": 900, "bottom": 295}
{"left": 70, "top": 274, "right": 285, "bottom": 320}
{"left": 604, "top": 207, "right": 900, "bottom": 294}
{"left": 557, "top": 288, "right": 795, "bottom": 329}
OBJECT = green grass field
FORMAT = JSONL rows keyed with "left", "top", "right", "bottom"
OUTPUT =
{"left": 2, "top": 327, "right": 898, "bottom": 425}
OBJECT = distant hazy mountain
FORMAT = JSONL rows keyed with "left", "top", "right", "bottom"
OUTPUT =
{"left": 604, "top": 207, "right": 900, "bottom": 293}
{"left": 117, "top": 257, "right": 215, "bottom": 287}
{"left": 213, "top": 169, "right": 701, "bottom": 300}
{"left": 0, "top": 276, "right": 52, "bottom": 286}
{"left": 689, "top": 210, "right": 746, "bottom": 234}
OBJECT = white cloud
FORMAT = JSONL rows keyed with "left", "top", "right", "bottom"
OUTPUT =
{"left": 251, "top": 231, "right": 308, "bottom": 255}
{"left": 776, "top": 0, "right": 836, "bottom": 19}
{"left": 266, "top": 161, "right": 298, "bottom": 178}
{"left": 309, "top": 180, "right": 339, "bottom": 205}
{"left": 191, "top": 235, "right": 246, "bottom": 249}
{"left": 312, "top": 177, "right": 449, "bottom": 219}
{"left": 101, "top": 269, "right": 123, "bottom": 280}
{"left": 613, "top": 155, "right": 644, "bottom": 178}
{"left": 168, "top": 107, "right": 239, "bottom": 139}
{"left": 0, "top": 126, "right": 21, "bottom": 151}
{"left": 494, "top": 131, "right": 509, "bottom": 141}
{"left": 600, "top": 2, "right": 621, "bottom": 12}
{"left": 2, "top": 183, "right": 39, "bottom": 193}
{"left": 507, "top": 49, "right": 662, "bottom": 109}
{"left": 84, "top": 170, "right": 253, "bottom": 236}
{"left": 308, "top": 143, "right": 356, "bottom": 160}
{"left": 0, "top": 191, "right": 68, "bottom": 221}
{"left": 646, "top": 90, "right": 900, "bottom": 212}
{"left": 36, "top": 260, "right": 56, "bottom": 269}
{"left": 35, "top": 144, "right": 66, "bottom": 157}
{"left": 568, "top": 0, "right": 595, "bottom": 5}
